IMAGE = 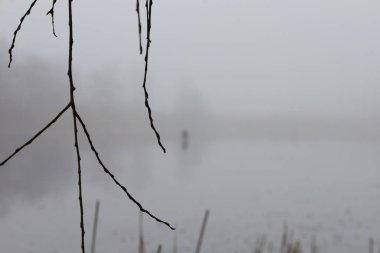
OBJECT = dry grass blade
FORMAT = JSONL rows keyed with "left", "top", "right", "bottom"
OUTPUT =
{"left": 0, "top": 102, "right": 71, "bottom": 166}
{"left": 139, "top": 212, "right": 145, "bottom": 253}
{"left": 173, "top": 228, "right": 178, "bottom": 253}
{"left": 75, "top": 112, "right": 175, "bottom": 230}
{"left": 46, "top": 0, "right": 58, "bottom": 37}
{"left": 8, "top": 0, "right": 39, "bottom": 68}
{"left": 195, "top": 209, "right": 210, "bottom": 253}
{"left": 90, "top": 201, "right": 100, "bottom": 253}
{"left": 369, "top": 238, "right": 374, "bottom": 253}
{"left": 142, "top": 0, "right": 166, "bottom": 153}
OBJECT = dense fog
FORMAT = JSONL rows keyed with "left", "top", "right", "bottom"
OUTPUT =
{"left": 1, "top": 0, "right": 380, "bottom": 252}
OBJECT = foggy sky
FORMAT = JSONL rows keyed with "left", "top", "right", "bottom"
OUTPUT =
{"left": 1, "top": 0, "right": 380, "bottom": 252}
{"left": 1, "top": 0, "right": 380, "bottom": 118}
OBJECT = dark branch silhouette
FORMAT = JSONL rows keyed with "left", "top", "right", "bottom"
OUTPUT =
{"left": 8, "top": 0, "right": 39, "bottom": 68}
{"left": 75, "top": 112, "right": 175, "bottom": 230}
{"left": 142, "top": 0, "right": 166, "bottom": 153}
{"left": 67, "top": 1, "right": 86, "bottom": 252}
{"left": 46, "top": 0, "right": 58, "bottom": 37}
{"left": 0, "top": 102, "right": 71, "bottom": 166}
{"left": 3, "top": 0, "right": 173, "bottom": 250}
{"left": 136, "top": 0, "right": 143, "bottom": 54}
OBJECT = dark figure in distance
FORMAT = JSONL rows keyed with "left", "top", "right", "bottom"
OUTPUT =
{"left": 181, "top": 130, "right": 189, "bottom": 150}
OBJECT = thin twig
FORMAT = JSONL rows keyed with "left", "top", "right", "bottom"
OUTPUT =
{"left": 8, "top": 0, "right": 39, "bottom": 68}
{"left": 67, "top": 1, "right": 86, "bottom": 253}
{"left": 72, "top": 105, "right": 84, "bottom": 253}
{"left": 136, "top": 0, "right": 143, "bottom": 54}
{"left": 0, "top": 102, "right": 71, "bottom": 166}
{"left": 75, "top": 112, "right": 175, "bottom": 230}
{"left": 46, "top": 0, "right": 58, "bottom": 37}
{"left": 142, "top": 0, "right": 166, "bottom": 153}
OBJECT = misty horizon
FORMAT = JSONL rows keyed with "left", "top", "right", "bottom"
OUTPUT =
{"left": 1, "top": 0, "right": 380, "bottom": 252}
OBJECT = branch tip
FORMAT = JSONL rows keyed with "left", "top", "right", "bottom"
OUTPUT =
{"left": 142, "top": 0, "right": 166, "bottom": 153}
{"left": 75, "top": 112, "right": 173, "bottom": 229}
{"left": 8, "top": 0, "right": 39, "bottom": 68}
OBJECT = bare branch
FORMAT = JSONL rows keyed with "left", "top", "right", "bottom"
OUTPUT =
{"left": 136, "top": 0, "right": 143, "bottom": 54}
{"left": 46, "top": 0, "right": 58, "bottom": 37}
{"left": 75, "top": 112, "right": 175, "bottom": 230}
{"left": 4, "top": 1, "right": 173, "bottom": 251}
{"left": 0, "top": 102, "right": 71, "bottom": 166}
{"left": 72, "top": 106, "right": 85, "bottom": 253}
{"left": 142, "top": 0, "right": 166, "bottom": 153}
{"left": 67, "top": 0, "right": 86, "bottom": 252}
{"left": 8, "top": 0, "right": 39, "bottom": 68}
